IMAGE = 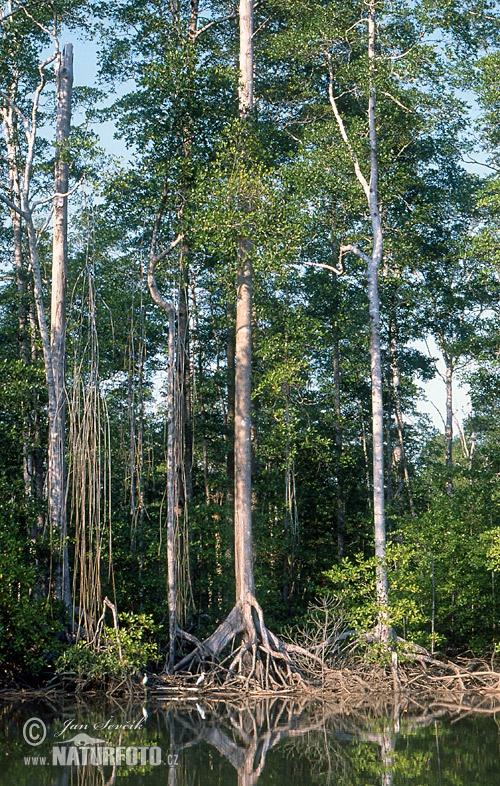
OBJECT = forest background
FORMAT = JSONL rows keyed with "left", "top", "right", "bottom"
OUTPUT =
{"left": 2, "top": 0, "right": 500, "bottom": 683}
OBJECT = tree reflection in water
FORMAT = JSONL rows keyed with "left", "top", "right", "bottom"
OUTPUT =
{"left": 156, "top": 697, "right": 445, "bottom": 786}
{"left": 5, "top": 695, "right": 500, "bottom": 785}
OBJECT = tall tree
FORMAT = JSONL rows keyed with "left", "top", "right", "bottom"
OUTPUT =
{"left": 0, "top": 12, "right": 76, "bottom": 609}
{"left": 326, "top": 0, "right": 389, "bottom": 638}
{"left": 234, "top": 0, "right": 255, "bottom": 612}
{"left": 50, "top": 42, "right": 73, "bottom": 608}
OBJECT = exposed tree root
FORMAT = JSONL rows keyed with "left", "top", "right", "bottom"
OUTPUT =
{"left": 173, "top": 593, "right": 318, "bottom": 690}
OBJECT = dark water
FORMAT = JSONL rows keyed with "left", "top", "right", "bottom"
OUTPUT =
{"left": 1, "top": 697, "right": 499, "bottom": 785}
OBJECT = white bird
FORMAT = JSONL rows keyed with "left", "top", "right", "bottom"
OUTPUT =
{"left": 195, "top": 671, "right": 205, "bottom": 686}
{"left": 196, "top": 703, "right": 206, "bottom": 720}
{"left": 141, "top": 706, "right": 149, "bottom": 722}
{"left": 141, "top": 672, "right": 148, "bottom": 686}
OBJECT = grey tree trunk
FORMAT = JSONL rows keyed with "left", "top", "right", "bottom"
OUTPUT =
{"left": 234, "top": 0, "right": 255, "bottom": 604}
{"left": 333, "top": 316, "right": 345, "bottom": 561}
{"left": 443, "top": 351, "right": 453, "bottom": 495}
{"left": 0, "top": 40, "right": 75, "bottom": 607}
{"left": 328, "top": 1, "right": 389, "bottom": 637}
{"left": 389, "top": 329, "right": 415, "bottom": 516}
{"left": 176, "top": 247, "right": 193, "bottom": 509}
{"left": 226, "top": 303, "right": 236, "bottom": 513}
{"left": 50, "top": 43, "right": 73, "bottom": 610}
{"left": 366, "top": 3, "right": 389, "bottom": 638}
{"left": 2, "top": 99, "right": 31, "bottom": 488}
{"left": 166, "top": 307, "right": 177, "bottom": 671}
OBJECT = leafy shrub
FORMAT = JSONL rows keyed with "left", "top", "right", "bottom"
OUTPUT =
{"left": 56, "top": 612, "right": 160, "bottom": 679}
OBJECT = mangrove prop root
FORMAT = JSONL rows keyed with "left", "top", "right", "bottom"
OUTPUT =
{"left": 173, "top": 593, "right": 313, "bottom": 689}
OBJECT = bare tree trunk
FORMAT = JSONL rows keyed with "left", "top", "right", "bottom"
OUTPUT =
{"left": 389, "top": 328, "right": 415, "bottom": 517}
{"left": 333, "top": 317, "right": 345, "bottom": 561}
{"left": 226, "top": 303, "right": 236, "bottom": 512}
{"left": 50, "top": 43, "right": 73, "bottom": 610}
{"left": 2, "top": 98, "right": 31, "bottom": 495}
{"left": 366, "top": 4, "right": 389, "bottom": 636}
{"left": 176, "top": 247, "right": 193, "bottom": 508}
{"left": 189, "top": 0, "right": 199, "bottom": 40}
{"left": 0, "top": 39, "right": 76, "bottom": 606}
{"left": 328, "top": 1, "right": 389, "bottom": 638}
{"left": 443, "top": 351, "right": 453, "bottom": 495}
{"left": 386, "top": 382, "right": 393, "bottom": 511}
{"left": 166, "top": 308, "right": 177, "bottom": 671}
{"left": 235, "top": 239, "right": 254, "bottom": 601}
{"left": 234, "top": 0, "right": 254, "bottom": 604}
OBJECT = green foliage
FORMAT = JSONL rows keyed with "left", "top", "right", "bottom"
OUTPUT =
{"left": 2, "top": 0, "right": 500, "bottom": 685}
{"left": 56, "top": 613, "right": 160, "bottom": 679}
{"left": 324, "top": 497, "right": 499, "bottom": 652}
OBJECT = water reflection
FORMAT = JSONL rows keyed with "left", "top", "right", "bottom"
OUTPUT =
{"left": 2, "top": 695, "right": 500, "bottom": 785}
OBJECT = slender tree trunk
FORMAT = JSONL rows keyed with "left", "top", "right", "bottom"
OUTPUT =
{"left": 2, "top": 99, "right": 32, "bottom": 498}
{"left": 389, "top": 328, "right": 415, "bottom": 516}
{"left": 147, "top": 225, "right": 184, "bottom": 667}
{"left": 333, "top": 317, "right": 345, "bottom": 561}
{"left": 327, "top": 2, "right": 389, "bottom": 636}
{"left": 189, "top": 0, "right": 199, "bottom": 39}
{"left": 166, "top": 307, "right": 177, "bottom": 671}
{"left": 1, "top": 39, "right": 75, "bottom": 606}
{"left": 50, "top": 43, "right": 73, "bottom": 610}
{"left": 234, "top": 0, "right": 255, "bottom": 604}
{"left": 386, "top": 384, "right": 393, "bottom": 511}
{"left": 366, "top": 4, "right": 389, "bottom": 634}
{"left": 443, "top": 350, "right": 453, "bottom": 495}
{"left": 226, "top": 303, "right": 236, "bottom": 512}
{"left": 176, "top": 247, "right": 193, "bottom": 507}
{"left": 235, "top": 238, "right": 254, "bottom": 601}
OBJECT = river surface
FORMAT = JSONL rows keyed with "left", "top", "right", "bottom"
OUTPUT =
{"left": 1, "top": 696, "right": 499, "bottom": 784}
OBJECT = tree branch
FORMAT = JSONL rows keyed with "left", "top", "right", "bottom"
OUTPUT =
{"left": 32, "top": 177, "right": 84, "bottom": 208}
{"left": 192, "top": 12, "right": 236, "bottom": 40}
{"left": 325, "top": 53, "right": 370, "bottom": 200}
{"left": 147, "top": 233, "right": 184, "bottom": 314}
{"left": 299, "top": 260, "right": 344, "bottom": 275}
{"left": 339, "top": 243, "right": 371, "bottom": 266}
{"left": 0, "top": 190, "right": 28, "bottom": 218}
{"left": 380, "top": 91, "right": 413, "bottom": 113}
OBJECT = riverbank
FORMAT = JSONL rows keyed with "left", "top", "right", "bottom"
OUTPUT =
{"left": 2, "top": 656, "right": 500, "bottom": 717}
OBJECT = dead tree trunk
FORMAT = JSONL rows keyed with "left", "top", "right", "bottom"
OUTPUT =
{"left": 50, "top": 43, "right": 73, "bottom": 609}
{"left": 1, "top": 95, "right": 32, "bottom": 497}
{"left": 0, "top": 40, "right": 76, "bottom": 608}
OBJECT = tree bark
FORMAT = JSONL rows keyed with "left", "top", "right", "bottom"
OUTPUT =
{"left": 366, "top": 3, "right": 389, "bottom": 635}
{"left": 146, "top": 203, "right": 184, "bottom": 668}
{"left": 235, "top": 237, "right": 254, "bottom": 601}
{"left": 234, "top": 0, "right": 255, "bottom": 603}
{"left": 167, "top": 307, "right": 177, "bottom": 671}
{"left": 176, "top": 246, "right": 193, "bottom": 508}
{"left": 1, "top": 96, "right": 31, "bottom": 496}
{"left": 333, "top": 316, "right": 346, "bottom": 561}
{"left": 443, "top": 350, "right": 453, "bottom": 495}
{"left": 328, "top": 1, "right": 389, "bottom": 637}
{"left": 50, "top": 43, "right": 73, "bottom": 610}
{"left": 389, "top": 328, "right": 415, "bottom": 516}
